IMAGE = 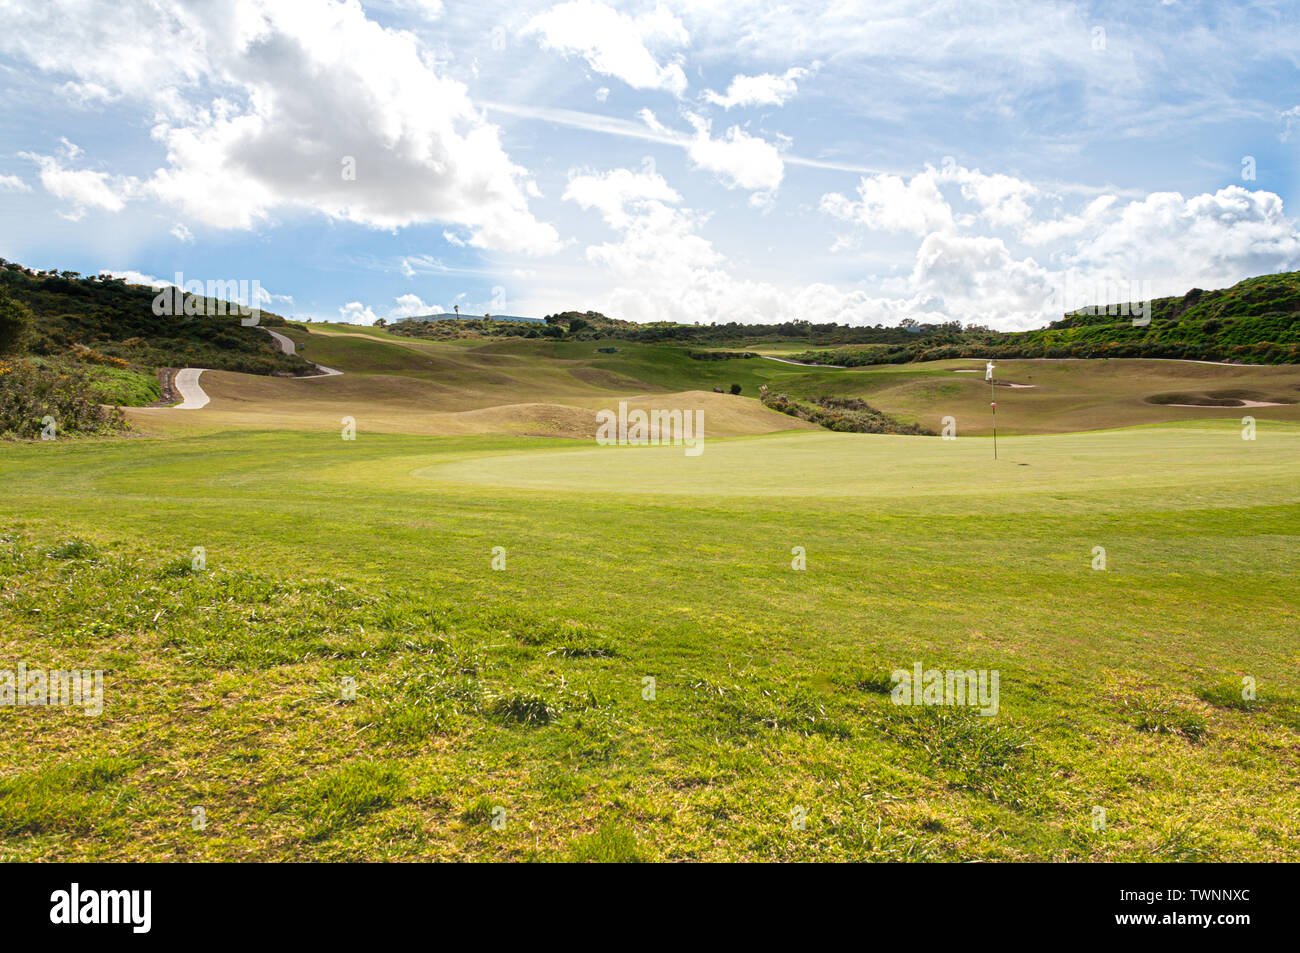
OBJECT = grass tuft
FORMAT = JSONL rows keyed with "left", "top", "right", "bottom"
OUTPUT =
{"left": 487, "top": 692, "right": 556, "bottom": 727}
{"left": 1123, "top": 696, "right": 1208, "bottom": 741}
{"left": 44, "top": 538, "right": 98, "bottom": 560}
{"left": 563, "top": 824, "right": 645, "bottom": 863}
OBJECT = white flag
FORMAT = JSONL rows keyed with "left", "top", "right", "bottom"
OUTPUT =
{"left": 985, "top": 360, "right": 995, "bottom": 381}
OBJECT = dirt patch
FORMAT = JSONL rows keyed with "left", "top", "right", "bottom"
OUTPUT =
{"left": 147, "top": 368, "right": 179, "bottom": 408}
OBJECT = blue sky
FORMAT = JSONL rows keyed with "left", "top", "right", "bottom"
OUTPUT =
{"left": 1, "top": 0, "right": 1298, "bottom": 329}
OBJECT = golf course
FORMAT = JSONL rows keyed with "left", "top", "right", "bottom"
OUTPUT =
{"left": 2, "top": 323, "right": 1297, "bottom": 861}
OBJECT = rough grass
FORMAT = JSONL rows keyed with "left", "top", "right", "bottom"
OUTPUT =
{"left": 0, "top": 421, "right": 1297, "bottom": 861}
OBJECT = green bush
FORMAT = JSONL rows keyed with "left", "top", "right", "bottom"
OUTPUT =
{"left": 0, "top": 360, "right": 127, "bottom": 439}
{"left": 0, "top": 287, "right": 33, "bottom": 356}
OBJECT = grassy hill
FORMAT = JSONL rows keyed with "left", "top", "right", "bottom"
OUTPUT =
{"left": 0, "top": 259, "right": 315, "bottom": 379}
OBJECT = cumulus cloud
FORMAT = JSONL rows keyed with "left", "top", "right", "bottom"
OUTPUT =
{"left": 684, "top": 114, "right": 784, "bottom": 198}
{"left": 1064, "top": 186, "right": 1300, "bottom": 288}
{"left": 525, "top": 0, "right": 688, "bottom": 96}
{"left": 391, "top": 293, "right": 440, "bottom": 318}
{"left": 910, "top": 232, "right": 1052, "bottom": 325}
{"left": 704, "top": 67, "right": 810, "bottom": 109}
{"left": 338, "top": 301, "right": 378, "bottom": 324}
{"left": 936, "top": 164, "right": 1039, "bottom": 230}
{"left": 821, "top": 170, "right": 954, "bottom": 236}
{"left": 2, "top": 0, "right": 559, "bottom": 254}
{"left": 564, "top": 166, "right": 936, "bottom": 325}
{"left": 0, "top": 174, "right": 31, "bottom": 192}
{"left": 19, "top": 151, "right": 140, "bottom": 220}
{"left": 821, "top": 159, "right": 1300, "bottom": 327}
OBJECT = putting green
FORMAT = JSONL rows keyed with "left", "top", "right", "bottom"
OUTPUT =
{"left": 414, "top": 422, "right": 1300, "bottom": 502}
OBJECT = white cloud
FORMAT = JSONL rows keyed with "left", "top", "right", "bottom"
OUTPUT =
{"left": 170, "top": 222, "right": 194, "bottom": 243}
{"left": 391, "top": 293, "right": 440, "bottom": 318}
{"left": 3, "top": 0, "right": 560, "bottom": 254}
{"left": 525, "top": 0, "right": 688, "bottom": 96}
{"left": 1282, "top": 105, "right": 1300, "bottom": 142}
{"left": 564, "top": 166, "right": 933, "bottom": 325}
{"left": 684, "top": 114, "right": 784, "bottom": 197}
{"left": 398, "top": 254, "right": 445, "bottom": 278}
{"left": 910, "top": 232, "right": 1052, "bottom": 327}
{"left": 821, "top": 170, "right": 953, "bottom": 236}
{"left": 937, "top": 164, "right": 1039, "bottom": 230}
{"left": 103, "top": 269, "right": 169, "bottom": 289}
{"left": 594, "top": 87, "right": 609, "bottom": 103}
{"left": 704, "top": 67, "right": 810, "bottom": 109}
{"left": 19, "top": 151, "right": 139, "bottom": 219}
{"left": 1020, "top": 194, "right": 1116, "bottom": 246}
{"left": 1065, "top": 186, "right": 1300, "bottom": 289}
{"left": 821, "top": 162, "right": 1300, "bottom": 327}
{"left": 339, "top": 301, "right": 379, "bottom": 324}
{"left": 0, "top": 174, "right": 31, "bottom": 192}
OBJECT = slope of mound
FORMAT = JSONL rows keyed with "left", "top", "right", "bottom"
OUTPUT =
{"left": 124, "top": 355, "right": 816, "bottom": 439}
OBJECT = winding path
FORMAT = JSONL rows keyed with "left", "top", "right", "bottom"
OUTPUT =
{"left": 760, "top": 355, "right": 847, "bottom": 369}
{"left": 172, "top": 327, "right": 342, "bottom": 410}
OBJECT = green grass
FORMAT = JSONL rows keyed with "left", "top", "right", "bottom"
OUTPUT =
{"left": 80, "top": 364, "right": 161, "bottom": 407}
{"left": 1, "top": 420, "right": 1297, "bottom": 860}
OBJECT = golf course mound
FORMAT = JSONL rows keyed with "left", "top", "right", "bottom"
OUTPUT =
{"left": 105, "top": 325, "right": 1300, "bottom": 442}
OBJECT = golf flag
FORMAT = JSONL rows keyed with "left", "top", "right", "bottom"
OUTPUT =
{"left": 985, "top": 360, "right": 995, "bottom": 381}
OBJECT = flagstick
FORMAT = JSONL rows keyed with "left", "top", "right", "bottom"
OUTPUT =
{"left": 990, "top": 373, "right": 998, "bottom": 460}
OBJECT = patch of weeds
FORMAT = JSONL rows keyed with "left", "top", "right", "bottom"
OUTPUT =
{"left": 1149, "top": 822, "right": 1213, "bottom": 861}
{"left": 361, "top": 666, "right": 483, "bottom": 743}
{"left": 877, "top": 707, "right": 1039, "bottom": 808}
{"left": 836, "top": 665, "right": 896, "bottom": 695}
{"left": 691, "top": 677, "right": 851, "bottom": 740}
{"left": 487, "top": 691, "right": 556, "bottom": 727}
{"left": 823, "top": 811, "right": 944, "bottom": 861}
{"left": 44, "top": 538, "right": 98, "bottom": 561}
{"left": 547, "top": 643, "right": 616, "bottom": 659}
{"left": 159, "top": 556, "right": 196, "bottom": 578}
{"left": 287, "top": 761, "right": 407, "bottom": 840}
{"left": 562, "top": 824, "right": 645, "bottom": 863}
{"left": 513, "top": 618, "right": 616, "bottom": 658}
{"left": 459, "top": 795, "right": 499, "bottom": 825}
{"left": 1123, "top": 695, "right": 1207, "bottom": 741}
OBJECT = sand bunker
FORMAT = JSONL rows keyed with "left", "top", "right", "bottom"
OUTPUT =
{"left": 1165, "top": 399, "right": 1285, "bottom": 408}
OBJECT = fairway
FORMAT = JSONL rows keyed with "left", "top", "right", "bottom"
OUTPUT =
{"left": 2, "top": 416, "right": 1297, "bottom": 861}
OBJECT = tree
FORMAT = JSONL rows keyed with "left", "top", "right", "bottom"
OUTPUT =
{"left": 0, "top": 287, "right": 33, "bottom": 356}
{"left": 374, "top": 317, "right": 387, "bottom": 327}
{"left": 568, "top": 316, "right": 590, "bottom": 334}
